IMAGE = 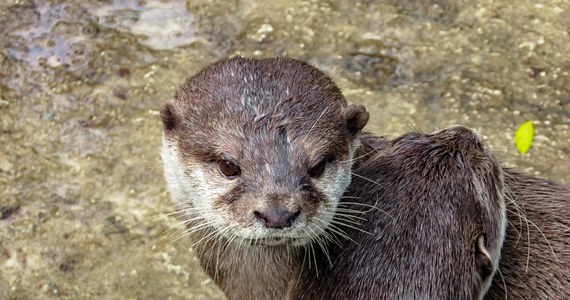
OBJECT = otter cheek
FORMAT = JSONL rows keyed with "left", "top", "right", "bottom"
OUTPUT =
{"left": 310, "top": 162, "right": 351, "bottom": 224}
{"left": 183, "top": 167, "right": 239, "bottom": 229}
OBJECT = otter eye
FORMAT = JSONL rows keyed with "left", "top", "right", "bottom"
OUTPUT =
{"left": 308, "top": 158, "right": 329, "bottom": 178}
{"left": 217, "top": 160, "right": 241, "bottom": 178}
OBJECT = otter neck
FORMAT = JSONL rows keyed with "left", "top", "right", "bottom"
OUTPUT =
{"left": 188, "top": 220, "right": 302, "bottom": 300}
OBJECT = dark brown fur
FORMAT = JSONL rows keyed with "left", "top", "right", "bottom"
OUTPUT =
{"left": 291, "top": 127, "right": 506, "bottom": 300}
{"left": 485, "top": 172, "right": 570, "bottom": 299}
{"left": 290, "top": 133, "right": 570, "bottom": 299}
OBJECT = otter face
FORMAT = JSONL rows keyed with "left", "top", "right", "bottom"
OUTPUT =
{"left": 160, "top": 57, "right": 368, "bottom": 247}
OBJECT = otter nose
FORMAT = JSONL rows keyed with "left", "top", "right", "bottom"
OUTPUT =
{"left": 254, "top": 209, "right": 301, "bottom": 229}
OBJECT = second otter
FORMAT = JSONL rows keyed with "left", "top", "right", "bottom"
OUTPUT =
{"left": 292, "top": 128, "right": 570, "bottom": 299}
{"left": 292, "top": 126, "right": 507, "bottom": 299}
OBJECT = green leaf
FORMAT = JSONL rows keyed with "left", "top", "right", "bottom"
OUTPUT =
{"left": 515, "top": 120, "right": 534, "bottom": 154}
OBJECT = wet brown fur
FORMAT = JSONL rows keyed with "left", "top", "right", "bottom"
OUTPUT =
{"left": 485, "top": 172, "right": 570, "bottom": 299}
{"left": 291, "top": 127, "right": 506, "bottom": 300}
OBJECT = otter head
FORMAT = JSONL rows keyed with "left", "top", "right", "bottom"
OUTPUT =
{"left": 388, "top": 126, "right": 507, "bottom": 299}
{"left": 160, "top": 57, "right": 368, "bottom": 247}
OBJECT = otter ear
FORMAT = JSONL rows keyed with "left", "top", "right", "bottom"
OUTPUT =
{"left": 345, "top": 104, "right": 369, "bottom": 136}
{"left": 475, "top": 235, "right": 494, "bottom": 280}
{"left": 160, "top": 99, "right": 181, "bottom": 133}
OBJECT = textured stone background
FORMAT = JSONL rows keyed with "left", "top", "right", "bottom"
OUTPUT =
{"left": 0, "top": 0, "right": 568, "bottom": 299}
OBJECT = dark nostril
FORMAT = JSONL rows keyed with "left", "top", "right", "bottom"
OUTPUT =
{"left": 253, "top": 211, "right": 264, "bottom": 222}
{"left": 290, "top": 210, "right": 301, "bottom": 221}
{"left": 254, "top": 209, "right": 301, "bottom": 229}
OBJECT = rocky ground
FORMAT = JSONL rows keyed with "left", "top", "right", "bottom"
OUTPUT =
{"left": 0, "top": 0, "right": 568, "bottom": 299}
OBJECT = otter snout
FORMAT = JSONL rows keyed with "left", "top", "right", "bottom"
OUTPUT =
{"left": 254, "top": 208, "right": 301, "bottom": 229}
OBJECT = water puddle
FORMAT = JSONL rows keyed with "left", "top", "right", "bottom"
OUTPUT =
{"left": 93, "top": 0, "right": 198, "bottom": 50}
{"left": 8, "top": 0, "right": 197, "bottom": 73}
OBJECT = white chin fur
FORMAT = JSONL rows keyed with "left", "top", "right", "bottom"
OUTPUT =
{"left": 161, "top": 136, "right": 359, "bottom": 246}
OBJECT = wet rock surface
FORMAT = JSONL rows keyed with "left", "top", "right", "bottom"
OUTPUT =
{"left": 0, "top": 0, "right": 568, "bottom": 299}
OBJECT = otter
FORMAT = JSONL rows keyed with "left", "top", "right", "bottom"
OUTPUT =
{"left": 291, "top": 132, "right": 570, "bottom": 300}
{"left": 291, "top": 126, "right": 507, "bottom": 299}
{"left": 484, "top": 172, "right": 570, "bottom": 299}
{"left": 160, "top": 56, "right": 369, "bottom": 299}
{"left": 160, "top": 56, "right": 570, "bottom": 299}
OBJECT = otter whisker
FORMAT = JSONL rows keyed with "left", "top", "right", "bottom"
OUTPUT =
{"left": 155, "top": 218, "right": 187, "bottom": 238}
{"left": 332, "top": 215, "right": 365, "bottom": 227}
{"left": 142, "top": 204, "right": 207, "bottom": 230}
{"left": 155, "top": 209, "right": 192, "bottom": 218}
{"left": 496, "top": 267, "right": 508, "bottom": 300}
{"left": 203, "top": 242, "right": 221, "bottom": 278}
{"left": 220, "top": 230, "right": 239, "bottom": 258}
{"left": 163, "top": 214, "right": 213, "bottom": 238}
{"left": 523, "top": 216, "right": 558, "bottom": 263}
{"left": 504, "top": 188, "right": 525, "bottom": 242}
{"left": 307, "top": 225, "right": 333, "bottom": 268}
{"left": 504, "top": 200, "right": 524, "bottom": 246}
{"left": 213, "top": 226, "right": 236, "bottom": 280}
{"left": 168, "top": 232, "right": 190, "bottom": 265}
{"left": 338, "top": 145, "right": 383, "bottom": 164}
{"left": 400, "top": 116, "right": 424, "bottom": 134}
{"left": 351, "top": 172, "right": 383, "bottom": 187}
{"left": 505, "top": 219, "right": 522, "bottom": 243}
{"left": 196, "top": 227, "right": 224, "bottom": 257}
{"left": 339, "top": 199, "right": 395, "bottom": 221}
{"left": 171, "top": 224, "right": 209, "bottom": 248}
{"left": 294, "top": 242, "right": 310, "bottom": 290}
{"left": 141, "top": 162, "right": 167, "bottom": 171}
{"left": 163, "top": 224, "right": 190, "bottom": 242}
{"left": 320, "top": 218, "right": 350, "bottom": 238}
{"left": 332, "top": 211, "right": 368, "bottom": 222}
{"left": 505, "top": 208, "right": 525, "bottom": 247}
{"left": 335, "top": 206, "right": 368, "bottom": 213}
{"left": 320, "top": 228, "right": 344, "bottom": 248}
{"left": 309, "top": 239, "right": 319, "bottom": 278}
{"left": 330, "top": 219, "right": 372, "bottom": 235}
{"left": 189, "top": 226, "right": 225, "bottom": 250}
{"left": 504, "top": 190, "right": 533, "bottom": 273}
{"left": 303, "top": 106, "right": 329, "bottom": 143}
{"left": 304, "top": 227, "right": 322, "bottom": 275}
{"left": 302, "top": 228, "right": 314, "bottom": 271}
{"left": 325, "top": 222, "right": 360, "bottom": 246}
{"left": 313, "top": 216, "right": 343, "bottom": 247}
{"left": 203, "top": 226, "right": 224, "bottom": 278}
{"left": 338, "top": 201, "right": 382, "bottom": 210}
{"left": 171, "top": 221, "right": 214, "bottom": 243}
{"left": 340, "top": 196, "right": 363, "bottom": 200}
